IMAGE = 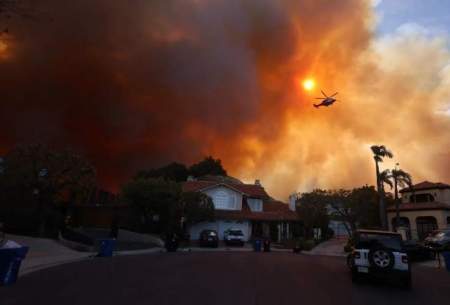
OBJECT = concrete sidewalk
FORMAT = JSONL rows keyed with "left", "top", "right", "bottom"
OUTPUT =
{"left": 4, "top": 234, "right": 94, "bottom": 276}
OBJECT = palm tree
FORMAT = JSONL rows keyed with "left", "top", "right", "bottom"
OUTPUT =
{"left": 370, "top": 145, "right": 393, "bottom": 229}
{"left": 391, "top": 168, "right": 412, "bottom": 230}
{"left": 379, "top": 169, "right": 393, "bottom": 192}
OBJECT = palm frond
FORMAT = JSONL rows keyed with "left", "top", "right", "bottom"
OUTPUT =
{"left": 371, "top": 145, "right": 393, "bottom": 159}
{"left": 379, "top": 169, "right": 393, "bottom": 189}
{"left": 392, "top": 169, "right": 413, "bottom": 187}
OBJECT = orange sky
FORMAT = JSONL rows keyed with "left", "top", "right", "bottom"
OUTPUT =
{"left": 1, "top": 0, "right": 449, "bottom": 200}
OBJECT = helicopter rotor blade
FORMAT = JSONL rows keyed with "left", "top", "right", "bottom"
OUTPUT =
{"left": 329, "top": 92, "right": 338, "bottom": 97}
{"left": 314, "top": 97, "right": 324, "bottom": 99}
{"left": 321, "top": 90, "right": 327, "bottom": 97}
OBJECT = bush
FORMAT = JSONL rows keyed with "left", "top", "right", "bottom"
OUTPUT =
{"left": 291, "top": 238, "right": 316, "bottom": 251}
{"left": 0, "top": 208, "right": 39, "bottom": 236}
{"left": 303, "top": 239, "right": 316, "bottom": 250}
{"left": 344, "top": 238, "right": 354, "bottom": 253}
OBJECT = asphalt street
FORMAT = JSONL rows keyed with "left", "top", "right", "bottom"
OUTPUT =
{"left": 1, "top": 252, "right": 449, "bottom": 305}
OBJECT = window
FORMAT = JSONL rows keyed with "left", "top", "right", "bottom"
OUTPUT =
{"left": 248, "top": 198, "right": 262, "bottom": 212}
{"left": 213, "top": 190, "right": 236, "bottom": 210}
{"left": 409, "top": 193, "right": 435, "bottom": 203}
{"left": 447, "top": 216, "right": 450, "bottom": 225}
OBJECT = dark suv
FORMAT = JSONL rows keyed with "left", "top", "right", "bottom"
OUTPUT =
{"left": 347, "top": 230, "right": 411, "bottom": 288}
{"left": 199, "top": 230, "right": 219, "bottom": 247}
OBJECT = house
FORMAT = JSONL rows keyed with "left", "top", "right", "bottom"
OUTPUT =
{"left": 183, "top": 176, "right": 299, "bottom": 242}
{"left": 387, "top": 181, "right": 450, "bottom": 240}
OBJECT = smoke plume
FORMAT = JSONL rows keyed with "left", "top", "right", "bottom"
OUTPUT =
{"left": 1, "top": 1, "right": 449, "bottom": 199}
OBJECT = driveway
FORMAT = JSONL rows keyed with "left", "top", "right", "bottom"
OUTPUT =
{"left": 1, "top": 252, "right": 449, "bottom": 305}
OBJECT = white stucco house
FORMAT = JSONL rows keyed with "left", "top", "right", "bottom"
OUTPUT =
{"left": 387, "top": 181, "right": 450, "bottom": 240}
{"left": 183, "top": 176, "right": 299, "bottom": 242}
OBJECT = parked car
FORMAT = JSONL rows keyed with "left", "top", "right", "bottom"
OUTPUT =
{"left": 347, "top": 229, "right": 411, "bottom": 288}
{"left": 402, "top": 240, "right": 432, "bottom": 261}
{"left": 423, "top": 229, "right": 450, "bottom": 251}
{"left": 199, "top": 230, "right": 219, "bottom": 247}
{"left": 224, "top": 229, "right": 245, "bottom": 246}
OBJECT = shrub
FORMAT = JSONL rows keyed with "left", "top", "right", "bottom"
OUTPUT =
{"left": 303, "top": 239, "right": 316, "bottom": 250}
{"left": 344, "top": 237, "right": 354, "bottom": 253}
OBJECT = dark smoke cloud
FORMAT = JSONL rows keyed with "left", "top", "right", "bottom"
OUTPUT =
{"left": 1, "top": 0, "right": 377, "bottom": 195}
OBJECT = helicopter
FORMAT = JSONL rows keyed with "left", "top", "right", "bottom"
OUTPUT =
{"left": 313, "top": 91, "right": 338, "bottom": 108}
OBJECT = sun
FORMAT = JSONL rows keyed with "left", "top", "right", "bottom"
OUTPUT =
{"left": 302, "top": 78, "right": 315, "bottom": 91}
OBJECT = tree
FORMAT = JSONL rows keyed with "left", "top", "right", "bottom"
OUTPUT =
{"left": 296, "top": 190, "right": 330, "bottom": 239}
{"left": 121, "top": 178, "right": 215, "bottom": 236}
{"left": 0, "top": 144, "right": 96, "bottom": 236}
{"left": 178, "top": 192, "right": 215, "bottom": 229}
{"left": 136, "top": 162, "right": 188, "bottom": 182}
{"left": 298, "top": 187, "right": 380, "bottom": 239}
{"left": 189, "top": 156, "right": 227, "bottom": 177}
{"left": 390, "top": 168, "right": 412, "bottom": 230}
{"left": 121, "top": 178, "right": 181, "bottom": 233}
{"left": 338, "top": 186, "right": 379, "bottom": 231}
{"left": 370, "top": 145, "right": 393, "bottom": 230}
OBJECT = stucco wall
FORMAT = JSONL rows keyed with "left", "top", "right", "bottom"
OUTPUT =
{"left": 387, "top": 210, "right": 450, "bottom": 239}
{"left": 188, "top": 220, "right": 251, "bottom": 241}
{"left": 401, "top": 188, "right": 450, "bottom": 203}
{"left": 203, "top": 186, "right": 242, "bottom": 211}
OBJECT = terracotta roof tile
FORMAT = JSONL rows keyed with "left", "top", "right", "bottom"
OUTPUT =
{"left": 182, "top": 180, "right": 298, "bottom": 221}
{"left": 182, "top": 180, "right": 270, "bottom": 199}
{"left": 400, "top": 181, "right": 450, "bottom": 193}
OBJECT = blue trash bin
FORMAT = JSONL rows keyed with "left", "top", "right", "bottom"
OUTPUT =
{"left": 97, "top": 239, "right": 116, "bottom": 257}
{"left": 254, "top": 239, "right": 262, "bottom": 252}
{"left": 0, "top": 246, "right": 29, "bottom": 286}
{"left": 442, "top": 251, "right": 450, "bottom": 272}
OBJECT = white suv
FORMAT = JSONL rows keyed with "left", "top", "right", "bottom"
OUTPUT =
{"left": 347, "top": 230, "right": 411, "bottom": 288}
{"left": 224, "top": 229, "right": 245, "bottom": 246}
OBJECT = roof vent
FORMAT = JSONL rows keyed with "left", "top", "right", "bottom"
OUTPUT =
{"left": 255, "top": 179, "right": 261, "bottom": 186}
{"left": 187, "top": 176, "right": 196, "bottom": 182}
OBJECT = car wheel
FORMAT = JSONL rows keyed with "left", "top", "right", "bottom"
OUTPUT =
{"left": 368, "top": 247, "right": 395, "bottom": 271}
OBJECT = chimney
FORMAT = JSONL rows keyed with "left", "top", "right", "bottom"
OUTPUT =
{"left": 254, "top": 179, "right": 261, "bottom": 186}
{"left": 288, "top": 193, "right": 298, "bottom": 211}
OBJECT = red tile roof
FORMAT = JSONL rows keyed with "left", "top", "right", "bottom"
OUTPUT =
{"left": 182, "top": 180, "right": 298, "bottom": 221}
{"left": 182, "top": 180, "right": 270, "bottom": 199}
{"left": 387, "top": 202, "right": 450, "bottom": 212}
{"left": 400, "top": 181, "right": 450, "bottom": 193}
{"left": 215, "top": 201, "right": 298, "bottom": 221}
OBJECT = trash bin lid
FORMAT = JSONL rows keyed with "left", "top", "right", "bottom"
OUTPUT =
{"left": 0, "top": 240, "right": 22, "bottom": 249}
